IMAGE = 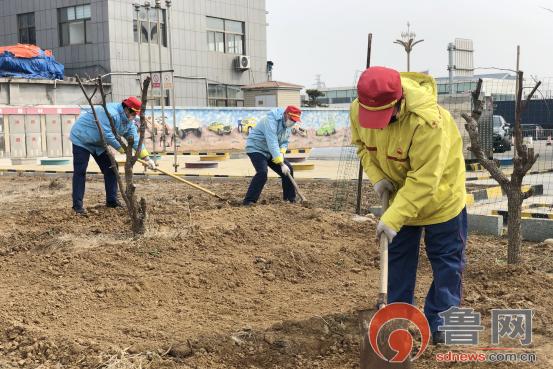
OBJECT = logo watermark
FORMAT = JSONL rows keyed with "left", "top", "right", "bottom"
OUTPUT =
{"left": 366, "top": 304, "right": 537, "bottom": 364}
{"left": 368, "top": 302, "right": 431, "bottom": 363}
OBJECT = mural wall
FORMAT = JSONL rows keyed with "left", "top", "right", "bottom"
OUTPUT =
{"left": 0, "top": 106, "right": 352, "bottom": 158}
{"left": 142, "top": 107, "right": 350, "bottom": 152}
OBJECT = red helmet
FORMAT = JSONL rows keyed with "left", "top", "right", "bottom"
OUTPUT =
{"left": 285, "top": 105, "right": 302, "bottom": 122}
{"left": 122, "top": 96, "right": 142, "bottom": 112}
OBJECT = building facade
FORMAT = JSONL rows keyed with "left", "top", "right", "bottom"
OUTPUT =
{"left": 0, "top": 0, "right": 268, "bottom": 106}
{"left": 316, "top": 86, "right": 357, "bottom": 108}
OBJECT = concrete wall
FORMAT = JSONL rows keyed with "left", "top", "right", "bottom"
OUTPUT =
{"left": 0, "top": 79, "right": 105, "bottom": 105}
{"left": 0, "top": 0, "right": 268, "bottom": 106}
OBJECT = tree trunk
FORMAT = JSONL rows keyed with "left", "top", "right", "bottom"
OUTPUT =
{"left": 130, "top": 198, "right": 147, "bottom": 235}
{"left": 506, "top": 187, "right": 523, "bottom": 264}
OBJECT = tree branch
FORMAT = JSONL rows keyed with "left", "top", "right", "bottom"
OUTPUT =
{"left": 133, "top": 77, "right": 151, "bottom": 163}
{"left": 461, "top": 78, "right": 511, "bottom": 189}
{"left": 513, "top": 71, "right": 526, "bottom": 159}
{"left": 521, "top": 81, "right": 541, "bottom": 110}
{"left": 522, "top": 187, "right": 535, "bottom": 200}
{"left": 98, "top": 77, "right": 127, "bottom": 151}
{"left": 462, "top": 113, "right": 510, "bottom": 189}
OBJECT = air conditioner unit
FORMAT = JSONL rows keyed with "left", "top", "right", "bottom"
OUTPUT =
{"left": 236, "top": 55, "right": 250, "bottom": 70}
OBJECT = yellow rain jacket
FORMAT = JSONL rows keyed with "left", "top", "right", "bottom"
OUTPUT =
{"left": 350, "top": 72, "right": 466, "bottom": 231}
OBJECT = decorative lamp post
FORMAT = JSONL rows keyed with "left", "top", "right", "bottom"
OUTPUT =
{"left": 393, "top": 22, "right": 424, "bottom": 72}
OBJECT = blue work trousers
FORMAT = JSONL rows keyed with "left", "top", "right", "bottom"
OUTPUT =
{"left": 72, "top": 144, "right": 118, "bottom": 210}
{"left": 244, "top": 152, "right": 295, "bottom": 204}
{"left": 387, "top": 208, "right": 467, "bottom": 333}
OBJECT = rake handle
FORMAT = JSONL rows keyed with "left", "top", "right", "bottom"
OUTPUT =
{"left": 138, "top": 159, "right": 224, "bottom": 200}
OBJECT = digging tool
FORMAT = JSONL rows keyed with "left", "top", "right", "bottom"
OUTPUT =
{"left": 359, "top": 191, "right": 411, "bottom": 369}
{"left": 286, "top": 172, "right": 306, "bottom": 202}
{"left": 137, "top": 159, "right": 225, "bottom": 200}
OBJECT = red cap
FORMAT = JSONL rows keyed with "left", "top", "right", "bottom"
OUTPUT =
{"left": 122, "top": 96, "right": 142, "bottom": 112}
{"left": 284, "top": 105, "right": 302, "bottom": 122}
{"left": 357, "top": 66, "right": 402, "bottom": 129}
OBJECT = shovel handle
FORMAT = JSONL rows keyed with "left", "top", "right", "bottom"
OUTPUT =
{"left": 378, "top": 191, "right": 390, "bottom": 305}
{"left": 287, "top": 172, "right": 306, "bottom": 202}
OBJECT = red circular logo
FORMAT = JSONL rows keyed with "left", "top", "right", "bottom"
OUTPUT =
{"left": 368, "top": 303, "right": 431, "bottom": 363}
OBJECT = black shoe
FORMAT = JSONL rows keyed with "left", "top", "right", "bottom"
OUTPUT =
{"left": 432, "top": 331, "right": 445, "bottom": 345}
{"left": 106, "top": 200, "right": 123, "bottom": 208}
{"left": 72, "top": 207, "right": 87, "bottom": 215}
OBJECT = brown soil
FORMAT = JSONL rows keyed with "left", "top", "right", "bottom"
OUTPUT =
{"left": 0, "top": 175, "right": 552, "bottom": 368}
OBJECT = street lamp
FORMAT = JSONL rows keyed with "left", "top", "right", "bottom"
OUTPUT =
{"left": 393, "top": 22, "right": 424, "bottom": 72}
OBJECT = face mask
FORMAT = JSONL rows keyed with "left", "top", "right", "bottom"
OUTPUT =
{"left": 285, "top": 119, "right": 295, "bottom": 128}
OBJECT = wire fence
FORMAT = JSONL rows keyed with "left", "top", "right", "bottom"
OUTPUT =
{"left": 439, "top": 76, "right": 553, "bottom": 221}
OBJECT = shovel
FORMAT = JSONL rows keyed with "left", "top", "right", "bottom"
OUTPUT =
{"left": 285, "top": 172, "right": 307, "bottom": 203}
{"left": 359, "top": 191, "right": 411, "bottom": 369}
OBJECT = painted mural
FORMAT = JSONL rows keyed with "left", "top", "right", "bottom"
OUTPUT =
{"left": 140, "top": 107, "right": 350, "bottom": 152}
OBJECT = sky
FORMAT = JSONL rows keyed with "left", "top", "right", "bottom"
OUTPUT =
{"left": 266, "top": 0, "right": 553, "bottom": 89}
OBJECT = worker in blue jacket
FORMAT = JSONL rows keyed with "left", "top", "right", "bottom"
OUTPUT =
{"left": 243, "top": 105, "right": 302, "bottom": 205}
{"left": 69, "top": 96, "right": 156, "bottom": 214}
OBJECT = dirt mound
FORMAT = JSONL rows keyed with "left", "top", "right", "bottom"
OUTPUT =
{"left": 0, "top": 176, "right": 551, "bottom": 368}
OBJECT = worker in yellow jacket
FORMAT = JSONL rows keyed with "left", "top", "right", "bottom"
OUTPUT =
{"left": 350, "top": 66, "right": 467, "bottom": 345}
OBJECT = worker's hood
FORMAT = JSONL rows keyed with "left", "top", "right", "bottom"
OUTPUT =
{"left": 399, "top": 72, "right": 441, "bottom": 125}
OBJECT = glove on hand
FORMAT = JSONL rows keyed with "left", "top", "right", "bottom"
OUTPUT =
{"left": 376, "top": 220, "right": 397, "bottom": 243}
{"left": 280, "top": 164, "right": 291, "bottom": 176}
{"left": 373, "top": 179, "right": 394, "bottom": 200}
{"left": 144, "top": 157, "right": 157, "bottom": 170}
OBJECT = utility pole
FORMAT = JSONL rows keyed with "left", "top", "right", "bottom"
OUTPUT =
{"left": 447, "top": 42, "right": 455, "bottom": 96}
{"left": 393, "top": 22, "right": 424, "bottom": 72}
{"left": 165, "top": 0, "right": 178, "bottom": 172}
{"left": 155, "top": 0, "right": 165, "bottom": 159}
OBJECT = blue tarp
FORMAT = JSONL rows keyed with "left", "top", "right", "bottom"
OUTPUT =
{"left": 0, "top": 49, "right": 64, "bottom": 80}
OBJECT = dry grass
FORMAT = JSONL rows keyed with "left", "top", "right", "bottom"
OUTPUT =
{"left": 99, "top": 348, "right": 167, "bottom": 369}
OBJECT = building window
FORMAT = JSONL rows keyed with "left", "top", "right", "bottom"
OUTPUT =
{"left": 208, "top": 84, "right": 244, "bottom": 107}
{"left": 133, "top": 6, "right": 167, "bottom": 47}
{"left": 58, "top": 5, "right": 92, "bottom": 46}
{"left": 207, "top": 17, "right": 244, "bottom": 54}
{"left": 18, "top": 13, "right": 36, "bottom": 45}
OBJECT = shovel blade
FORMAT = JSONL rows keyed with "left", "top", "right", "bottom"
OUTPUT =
{"left": 359, "top": 309, "right": 412, "bottom": 369}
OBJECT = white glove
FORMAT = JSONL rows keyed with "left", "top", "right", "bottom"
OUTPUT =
{"left": 373, "top": 179, "right": 394, "bottom": 200}
{"left": 376, "top": 220, "right": 397, "bottom": 243}
{"left": 280, "top": 164, "right": 291, "bottom": 176}
{"left": 144, "top": 157, "right": 157, "bottom": 170}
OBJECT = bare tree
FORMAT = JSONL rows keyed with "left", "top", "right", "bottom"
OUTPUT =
{"left": 77, "top": 75, "right": 152, "bottom": 236}
{"left": 462, "top": 72, "right": 540, "bottom": 264}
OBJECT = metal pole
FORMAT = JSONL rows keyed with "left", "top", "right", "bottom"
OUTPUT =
{"left": 356, "top": 33, "right": 372, "bottom": 215}
{"left": 448, "top": 42, "right": 455, "bottom": 96}
{"left": 134, "top": 4, "right": 142, "bottom": 86}
{"left": 165, "top": 0, "right": 178, "bottom": 172}
{"left": 144, "top": 1, "right": 155, "bottom": 161}
{"left": 514, "top": 45, "right": 520, "bottom": 159}
{"left": 407, "top": 50, "right": 410, "bottom": 72}
{"left": 155, "top": 0, "right": 165, "bottom": 163}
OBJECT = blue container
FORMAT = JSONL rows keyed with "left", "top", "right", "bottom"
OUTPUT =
{"left": 497, "top": 157, "right": 513, "bottom": 166}
{"left": 41, "top": 159, "right": 70, "bottom": 165}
